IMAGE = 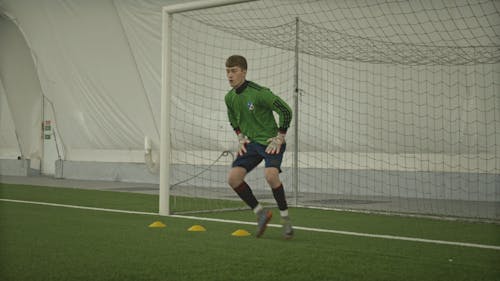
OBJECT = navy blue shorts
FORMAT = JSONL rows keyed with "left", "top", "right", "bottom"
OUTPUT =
{"left": 232, "top": 142, "right": 286, "bottom": 173}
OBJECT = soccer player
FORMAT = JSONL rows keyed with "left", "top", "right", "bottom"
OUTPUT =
{"left": 224, "top": 55, "right": 293, "bottom": 239}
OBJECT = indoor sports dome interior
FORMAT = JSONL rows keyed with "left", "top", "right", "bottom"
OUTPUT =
{"left": 1, "top": 0, "right": 499, "bottom": 221}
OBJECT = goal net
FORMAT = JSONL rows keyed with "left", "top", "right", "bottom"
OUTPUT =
{"left": 162, "top": 0, "right": 500, "bottom": 221}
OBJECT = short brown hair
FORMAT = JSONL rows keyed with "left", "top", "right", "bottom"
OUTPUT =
{"left": 225, "top": 55, "right": 247, "bottom": 70}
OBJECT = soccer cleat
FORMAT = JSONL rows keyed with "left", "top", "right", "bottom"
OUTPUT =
{"left": 282, "top": 217, "right": 294, "bottom": 239}
{"left": 255, "top": 209, "right": 272, "bottom": 238}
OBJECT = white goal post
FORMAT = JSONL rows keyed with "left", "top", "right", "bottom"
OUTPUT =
{"left": 160, "top": 0, "right": 259, "bottom": 215}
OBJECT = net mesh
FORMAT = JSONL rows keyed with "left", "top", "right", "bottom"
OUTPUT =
{"left": 166, "top": 0, "right": 500, "bottom": 220}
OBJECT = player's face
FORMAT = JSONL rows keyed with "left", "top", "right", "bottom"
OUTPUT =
{"left": 226, "top": 66, "right": 246, "bottom": 89}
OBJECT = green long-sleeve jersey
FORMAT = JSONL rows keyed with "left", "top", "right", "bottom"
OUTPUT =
{"left": 225, "top": 80, "right": 292, "bottom": 145}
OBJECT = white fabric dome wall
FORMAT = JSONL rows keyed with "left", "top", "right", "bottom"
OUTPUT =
{"left": 0, "top": 0, "right": 498, "bottom": 181}
{"left": 0, "top": 0, "right": 184, "bottom": 175}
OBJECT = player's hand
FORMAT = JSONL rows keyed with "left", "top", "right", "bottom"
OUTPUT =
{"left": 266, "top": 133, "right": 285, "bottom": 154}
{"left": 237, "top": 133, "right": 250, "bottom": 156}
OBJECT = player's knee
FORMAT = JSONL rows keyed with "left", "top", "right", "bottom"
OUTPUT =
{"left": 228, "top": 169, "right": 245, "bottom": 188}
{"left": 227, "top": 175, "right": 238, "bottom": 188}
{"left": 264, "top": 168, "right": 280, "bottom": 187}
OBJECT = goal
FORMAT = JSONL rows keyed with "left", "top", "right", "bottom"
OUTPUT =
{"left": 160, "top": 0, "right": 500, "bottom": 221}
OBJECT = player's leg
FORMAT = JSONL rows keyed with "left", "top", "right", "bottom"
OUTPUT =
{"left": 228, "top": 166, "right": 259, "bottom": 211}
{"left": 264, "top": 167, "right": 289, "bottom": 214}
{"left": 262, "top": 144, "right": 294, "bottom": 239}
{"left": 264, "top": 167, "right": 290, "bottom": 216}
{"left": 228, "top": 143, "right": 271, "bottom": 238}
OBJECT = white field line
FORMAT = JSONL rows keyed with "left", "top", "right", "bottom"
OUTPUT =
{"left": 1, "top": 198, "right": 499, "bottom": 251}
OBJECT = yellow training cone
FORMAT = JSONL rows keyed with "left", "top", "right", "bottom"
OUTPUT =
{"left": 188, "top": 225, "right": 207, "bottom": 232}
{"left": 231, "top": 229, "right": 251, "bottom": 237}
{"left": 148, "top": 221, "right": 166, "bottom": 228}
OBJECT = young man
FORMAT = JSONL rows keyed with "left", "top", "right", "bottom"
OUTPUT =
{"left": 224, "top": 55, "right": 293, "bottom": 239}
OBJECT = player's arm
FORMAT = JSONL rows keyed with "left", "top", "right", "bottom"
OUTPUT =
{"left": 271, "top": 95, "right": 292, "bottom": 134}
{"left": 261, "top": 91, "right": 292, "bottom": 154}
{"left": 225, "top": 96, "right": 249, "bottom": 155}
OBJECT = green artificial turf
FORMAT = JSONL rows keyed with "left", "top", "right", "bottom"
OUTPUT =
{"left": 1, "top": 183, "right": 499, "bottom": 281}
{"left": 0, "top": 183, "right": 245, "bottom": 213}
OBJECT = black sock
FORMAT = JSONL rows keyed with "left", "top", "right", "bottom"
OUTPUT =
{"left": 272, "top": 184, "right": 288, "bottom": 211}
{"left": 234, "top": 181, "right": 259, "bottom": 210}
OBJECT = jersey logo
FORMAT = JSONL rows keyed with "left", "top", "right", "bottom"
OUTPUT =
{"left": 247, "top": 101, "right": 254, "bottom": 111}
